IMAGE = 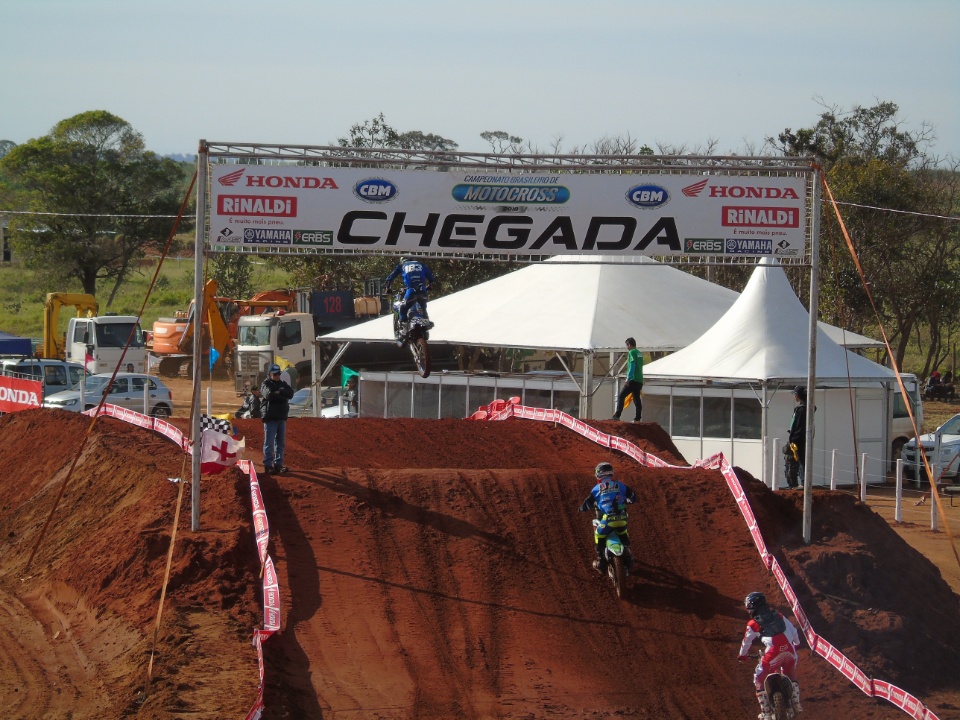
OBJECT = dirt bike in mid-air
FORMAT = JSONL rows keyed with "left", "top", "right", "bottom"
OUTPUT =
{"left": 750, "top": 655, "right": 799, "bottom": 720}
{"left": 391, "top": 290, "right": 433, "bottom": 378}
{"left": 591, "top": 520, "right": 632, "bottom": 598}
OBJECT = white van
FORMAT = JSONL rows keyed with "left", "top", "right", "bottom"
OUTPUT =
{"left": 0, "top": 358, "right": 89, "bottom": 398}
{"left": 65, "top": 316, "right": 147, "bottom": 375}
{"left": 891, "top": 374, "right": 923, "bottom": 462}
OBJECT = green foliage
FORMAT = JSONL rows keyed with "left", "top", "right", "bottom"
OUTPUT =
{"left": 209, "top": 254, "right": 254, "bottom": 299}
{"left": 772, "top": 101, "right": 960, "bottom": 372}
{"left": 0, "top": 110, "right": 191, "bottom": 306}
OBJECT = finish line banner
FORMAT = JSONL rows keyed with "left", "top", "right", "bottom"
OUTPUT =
{"left": 209, "top": 166, "right": 808, "bottom": 258}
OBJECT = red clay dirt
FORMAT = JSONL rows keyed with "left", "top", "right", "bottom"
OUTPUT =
{"left": 1, "top": 410, "right": 959, "bottom": 720}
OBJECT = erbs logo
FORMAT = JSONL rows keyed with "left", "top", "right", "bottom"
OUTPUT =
{"left": 626, "top": 184, "right": 669, "bottom": 209}
{"left": 354, "top": 178, "right": 398, "bottom": 203}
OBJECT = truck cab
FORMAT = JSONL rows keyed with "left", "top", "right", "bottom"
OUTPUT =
{"left": 66, "top": 316, "right": 147, "bottom": 375}
{"left": 234, "top": 312, "right": 314, "bottom": 391}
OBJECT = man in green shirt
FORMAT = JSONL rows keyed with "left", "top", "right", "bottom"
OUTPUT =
{"left": 612, "top": 337, "right": 643, "bottom": 422}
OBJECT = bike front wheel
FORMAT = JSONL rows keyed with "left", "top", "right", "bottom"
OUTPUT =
{"left": 610, "top": 555, "right": 626, "bottom": 599}
{"left": 410, "top": 335, "right": 431, "bottom": 378}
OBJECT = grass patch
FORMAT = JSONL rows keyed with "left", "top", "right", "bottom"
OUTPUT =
{"left": 0, "top": 256, "right": 292, "bottom": 345}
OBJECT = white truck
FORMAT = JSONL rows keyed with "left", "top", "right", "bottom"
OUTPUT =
{"left": 65, "top": 315, "right": 147, "bottom": 375}
{"left": 234, "top": 311, "right": 315, "bottom": 392}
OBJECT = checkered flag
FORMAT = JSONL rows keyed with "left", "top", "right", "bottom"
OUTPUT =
{"left": 201, "top": 414, "right": 236, "bottom": 437}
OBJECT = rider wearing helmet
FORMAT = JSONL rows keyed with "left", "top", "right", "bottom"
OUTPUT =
{"left": 738, "top": 591, "right": 803, "bottom": 719}
{"left": 385, "top": 256, "right": 435, "bottom": 343}
{"left": 578, "top": 462, "right": 637, "bottom": 575}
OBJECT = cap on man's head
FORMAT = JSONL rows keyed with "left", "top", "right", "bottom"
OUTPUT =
{"left": 269, "top": 364, "right": 281, "bottom": 374}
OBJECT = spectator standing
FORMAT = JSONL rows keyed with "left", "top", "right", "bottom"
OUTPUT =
{"left": 784, "top": 386, "right": 807, "bottom": 488}
{"left": 612, "top": 337, "right": 643, "bottom": 422}
{"left": 236, "top": 386, "right": 262, "bottom": 419}
{"left": 260, "top": 363, "right": 294, "bottom": 474}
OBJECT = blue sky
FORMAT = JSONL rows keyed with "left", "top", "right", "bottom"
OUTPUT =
{"left": 2, "top": 0, "right": 958, "bottom": 160}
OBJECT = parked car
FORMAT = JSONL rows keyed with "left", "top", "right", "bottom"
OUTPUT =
{"left": 42, "top": 373, "right": 174, "bottom": 417}
{"left": 287, "top": 387, "right": 357, "bottom": 418}
{"left": 0, "top": 358, "right": 89, "bottom": 398}
{"left": 902, "top": 413, "right": 960, "bottom": 482}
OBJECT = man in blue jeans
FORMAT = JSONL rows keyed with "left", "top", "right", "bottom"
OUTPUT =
{"left": 260, "top": 364, "right": 293, "bottom": 474}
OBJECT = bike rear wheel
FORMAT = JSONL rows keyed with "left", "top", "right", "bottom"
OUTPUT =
{"left": 410, "top": 335, "right": 431, "bottom": 378}
{"left": 771, "top": 683, "right": 790, "bottom": 720}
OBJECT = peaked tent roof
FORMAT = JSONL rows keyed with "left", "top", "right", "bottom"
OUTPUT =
{"left": 321, "top": 256, "right": 883, "bottom": 354}
{"left": 644, "top": 258, "right": 894, "bottom": 383}
{"left": 322, "top": 256, "right": 742, "bottom": 353}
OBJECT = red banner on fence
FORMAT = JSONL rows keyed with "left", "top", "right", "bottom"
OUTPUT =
{"left": 0, "top": 375, "right": 43, "bottom": 413}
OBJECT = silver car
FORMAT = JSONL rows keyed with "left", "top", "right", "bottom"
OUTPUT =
{"left": 42, "top": 372, "right": 175, "bottom": 417}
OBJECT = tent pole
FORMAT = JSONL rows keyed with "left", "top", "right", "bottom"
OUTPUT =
{"left": 581, "top": 351, "right": 593, "bottom": 418}
{"left": 803, "top": 169, "right": 822, "bottom": 544}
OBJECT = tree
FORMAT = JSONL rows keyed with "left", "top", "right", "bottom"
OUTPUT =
{"left": 480, "top": 130, "right": 524, "bottom": 154}
{"left": 0, "top": 140, "right": 14, "bottom": 159}
{"left": 336, "top": 113, "right": 458, "bottom": 152}
{"left": 209, "top": 254, "right": 254, "bottom": 300}
{"left": 0, "top": 111, "right": 190, "bottom": 305}
{"left": 770, "top": 101, "right": 960, "bottom": 370}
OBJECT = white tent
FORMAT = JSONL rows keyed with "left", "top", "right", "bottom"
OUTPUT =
{"left": 321, "top": 255, "right": 881, "bottom": 353}
{"left": 643, "top": 258, "right": 916, "bottom": 487}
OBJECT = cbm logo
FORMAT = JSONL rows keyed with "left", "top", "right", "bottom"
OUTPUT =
{"left": 354, "top": 178, "right": 398, "bottom": 203}
{"left": 626, "top": 184, "right": 669, "bottom": 209}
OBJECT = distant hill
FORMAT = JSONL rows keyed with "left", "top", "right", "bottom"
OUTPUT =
{"left": 164, "top": 153, "right": 196, "bottom": 163}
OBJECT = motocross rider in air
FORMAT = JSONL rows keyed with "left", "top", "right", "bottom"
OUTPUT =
{"left": 578, "top": 462, "right": 637, "bottom": 575}
{"left": 385, "top": 256, "right": 435, "bottom": 344}
{"left": 737, "top": 591, "right": 803, "bottom": 719}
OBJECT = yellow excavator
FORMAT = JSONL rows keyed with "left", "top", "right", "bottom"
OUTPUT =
{"left": 151, "top": 279, "right": 235, "bottom": 378}
{"left": 41, "top": 293, "right": 99, "bottom": 359}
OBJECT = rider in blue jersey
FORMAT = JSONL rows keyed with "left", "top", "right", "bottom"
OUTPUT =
{"left": 578, "top": 462, "right": 637, "bottom": 575}
{"left": 385, "top": 256, "right": 435, "bottom": 341}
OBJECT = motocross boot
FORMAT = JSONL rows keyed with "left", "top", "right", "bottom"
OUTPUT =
{"left": 791, "top": 681, "right": 802, "bottom": 713}
{"left": 756, "top": 690, "right": 774, "bottom": 720}
{"left": 592, "top": 557, "right": 608, "bottom": 575}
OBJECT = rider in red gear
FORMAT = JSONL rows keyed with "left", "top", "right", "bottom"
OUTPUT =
{"left": 738, "top": 591, "right": 803, "bottom": 718}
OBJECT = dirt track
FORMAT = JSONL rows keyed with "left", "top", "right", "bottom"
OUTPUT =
{"left": 1, "top": 410, "right": 959, "bottom": 719}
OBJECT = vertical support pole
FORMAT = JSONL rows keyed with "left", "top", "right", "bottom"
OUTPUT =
{"left": 772, "top": 437, "right": 782, "bottom": 490}
{"left": 191, "top": 142, "right": 208, "bottom": 532}
{"left": 762, "top": 435, "right": 769, "bottom": 489}
{"left": 895, "top": 459, "right": 903, "bottom": 523}
{"left": 803, "top": 169, "right": 822, "bottom": 544}
{"left": 830, "top": 449, "right": 838, "bottom": 490}
{"left": 206, "top": 386, "right": 213, "bottom": 416}
{"left": 860, "top": 452, "right": 868, "bottom": 502}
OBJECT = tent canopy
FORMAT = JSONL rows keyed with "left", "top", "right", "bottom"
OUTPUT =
{"left": 0, "top": 331, "right": 33, "bottom": 357}
{"left": 644, "top": 258, "right": 894, "bottom": 384}
{"left": 321, "top": 256, "right": 882, "bottom": 354}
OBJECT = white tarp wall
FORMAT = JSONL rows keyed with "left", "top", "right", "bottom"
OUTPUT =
{"left": 642, "top": 384, "right": 890, "bottom": 488}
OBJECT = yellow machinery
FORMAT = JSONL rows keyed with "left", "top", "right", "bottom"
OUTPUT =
{"left": 42, "top": 293, "right": 99, "bottom": 359}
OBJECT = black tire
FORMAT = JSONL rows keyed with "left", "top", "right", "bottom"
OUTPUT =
{"left": 769, "top": 677, "right": 790, "bottom": 720}
{"left": 610, "top": 554, "right": 626, "bottom": 599}
{"left": 151, "top": 404, "right": 172, "bottom": 418}
{"left": 410, "top": 335, "right": 431, "bottom": 378}
{"left": 890, "top": 437, "right": 906, "bottom": 470}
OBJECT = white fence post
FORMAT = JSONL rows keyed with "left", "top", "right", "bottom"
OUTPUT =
{"left": 206, "top": 386, "right": 213, "bottom": 416}
{"left": 895, "top": 459, "right": 903, "bottom": 523}
{"left": 931, "top": 464, "right": 940, "bottom": 531}
{"left": 830, "top": 449, "right": 838, "bottom": 490}
{"left": 772, "top": 437, "right": 782, "bottom": 491}
{"left": 860, "top": 452, "right": 868, "bottom": 502}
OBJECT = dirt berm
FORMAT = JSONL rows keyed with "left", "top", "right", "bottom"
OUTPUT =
{"left": 1, "top": 410, "right": 959, "bottom": 719}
